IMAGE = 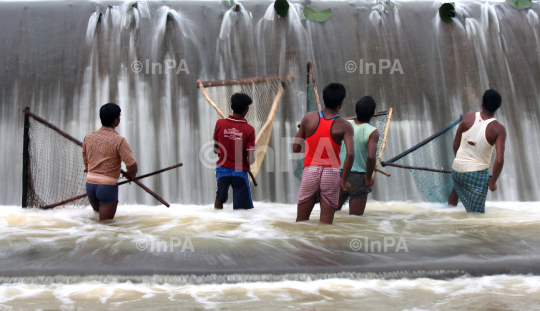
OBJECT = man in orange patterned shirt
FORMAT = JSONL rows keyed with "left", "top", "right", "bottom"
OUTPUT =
{"left": 82, "top": 103, "right": 138, "bottom": 220}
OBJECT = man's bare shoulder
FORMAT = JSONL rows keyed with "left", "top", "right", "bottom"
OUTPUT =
{"left": 489, "top": 119, "right": 506, "bottom": 134}
{"left": 303, "top": 111, "right": 319, "bottom": 120}
{"left": 335, "top": 117, "right": 354, "bottom": 132}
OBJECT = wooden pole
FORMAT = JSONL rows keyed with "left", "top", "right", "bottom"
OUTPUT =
{"left": 198, "top": 74, "right": 285, "bottom": 88}
{"left": 255, "top": 72, "right": 294, "bottom": 146}
{"left": 197, "top": 79, "right": 226, "bottom": 119}
{"left": 381, "top": 162, "right": 452, "bottom": 174}
{"left": 117, "top": 163, "right": 183, "bottom": 185}
{"left": 122, "top": 169, "right": 170, "bottom": 207}
{"left": 41, "top": 164, "right": 183, "bottom": 209}
{"left": 372, "top": 108, "right": 393, "bottom": 179}
{"left": 307, "top": 61, "right": 321, "bottom": 110}
{"left": 22, "top": 107, "right": 30, "bottom": 208}
{"left": 22, "top": 108, "right": 170, "bottom": 208}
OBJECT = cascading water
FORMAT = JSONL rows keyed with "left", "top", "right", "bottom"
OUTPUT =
{"left": 0, "top": 0, "right": 538, "bottom": 204}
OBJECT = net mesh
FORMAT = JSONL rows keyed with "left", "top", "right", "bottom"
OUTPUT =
{"left": 25, "top": 116, "right": 88, "bottom": 208}
{"left": 202, "top": 77, "right": 285, "bottom": 177}
{"left": 383, "top": 118, "right": 462, "bottom": 203}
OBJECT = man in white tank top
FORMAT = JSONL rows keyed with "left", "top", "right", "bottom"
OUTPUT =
{"left": 448, "top": 89, "right": 507, "bottom": 213}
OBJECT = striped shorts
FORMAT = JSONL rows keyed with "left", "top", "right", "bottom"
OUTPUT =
{"left": 297, "top": 166, "right": 341, "bottom": 209}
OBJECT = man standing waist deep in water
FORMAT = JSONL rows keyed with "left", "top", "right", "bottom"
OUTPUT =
{"left": 213, "top": 93, "right": 256, "bottom": 210}
{"left": 337, "top": 96, "right": 379, "bottom": 215}
{"left": 448, "top": 89, "right": 506, "bottom": 213}
{"left": 83, "top": 103, "right": 138, "bottom": 220}
{"left": 293, "top": 83, "right": 355, "bottom": 224}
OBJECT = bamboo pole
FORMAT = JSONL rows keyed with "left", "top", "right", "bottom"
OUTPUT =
{"left": 255, "top": 72, "right": 294, "bottom": 145}
{"left": 385, "top": 116, "right": 462, "bottom": 164}
{"left": 197, "top": 79, "right": 226, "bottom": 119}
{"left": 198, "top": 75, "right": 284, "bottom": 88}
{"left": 22, "top": 107, "right": 30, "bottom": 208}
{"left": 117, "top": 163, "right": 183, "bottom": 185}
{"left": 308, "top": 61, "right": 321, "bottom": 110}
{"left": 41, "top": 163, "right": 183, "bottom": 209}
{"left": 381, "top": 162, "right": 452, "bottom": 174}
{"left": 22, "top": 108, "right": 170, "bottom": 208}
{"left": 372, "top": 108, "right": 393, "bottom": 179}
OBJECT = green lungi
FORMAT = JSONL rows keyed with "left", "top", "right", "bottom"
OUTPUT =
{"left": 452, "top": 168, "right": 490, "bottom": 213}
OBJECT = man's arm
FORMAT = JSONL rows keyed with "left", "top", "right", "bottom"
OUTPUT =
{"left": 488, "top": 125, "right": 506, "bottom": 191}
{"left": 365, "top": 129, "right": 380, "bottom": 186}
{"left": 453, "top": 122, "right": 464, "bottom": 155}
{"left": 247, "top": 127, "right": 256, "bottom": 165}
{"left": 119, "top": 139, "right": 138, "bottom": 179}
{"left": 213, "top": 122, "right": 220, "bottom": 154}
{"left": 247, "top": 149, "right": 256, "bottom": 165}
{"left": 340, "top": 122, "right": 355, "bottom": 191}
{"left": 293, "top": 116, "right": 307, "bottom": 153}
{"left": 82, "top": 139, "right": 88, "bottom": 172}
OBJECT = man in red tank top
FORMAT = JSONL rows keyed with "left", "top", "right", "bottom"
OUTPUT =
{"left": 293, "top": 83, "right": 355, "bottom": 224}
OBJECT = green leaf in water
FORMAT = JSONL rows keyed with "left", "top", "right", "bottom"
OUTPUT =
{"left": 274, "top": 0, "right": 289, "bottom": 17}
{"left": 506, "top": 0, "right": 532, "bottom": 9}
{"left": 303, "top": 6, "right": 332, "bottom": 23}
{"left": 439, "top": 3, "right": 456, "bottom": 23}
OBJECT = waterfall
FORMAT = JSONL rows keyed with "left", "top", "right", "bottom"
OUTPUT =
{"left": 1, "top": 0, "right": 538, "bottom": 205}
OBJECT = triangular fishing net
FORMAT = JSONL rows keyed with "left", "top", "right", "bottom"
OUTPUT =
{"left": 381, "top": 117, "right": 462, "bottom": 203}
{"left": 198, "top": 73, "right": 294, "bottom": 178}
{"left": 22, "top": 109, "right": 89, "bottom": 208}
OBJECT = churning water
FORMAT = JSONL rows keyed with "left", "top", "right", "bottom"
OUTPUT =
{"left": 0, "top": 201, "right": 539, "bottom": 309}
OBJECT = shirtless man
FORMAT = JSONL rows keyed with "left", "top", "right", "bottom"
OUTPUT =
{"left": 293, "top": 83, "right": 355, "bottom": 224}
{"left": 448, "top": 89, "right": 506, "bottom": 213}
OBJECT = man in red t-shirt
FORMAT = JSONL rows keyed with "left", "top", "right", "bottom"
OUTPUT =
{"left": 213, "top": 93, "right": 256, "bottom": 210}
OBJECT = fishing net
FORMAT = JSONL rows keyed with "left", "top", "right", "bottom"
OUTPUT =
{"left": 23, "top": 111, "right": 89, "bottom": 208}
{"left": 294, "top": 62, "right": 393, "bottom": 180}
{"left": 198, "top": 73, "right": 294, "bottom": 178}
{"left": 381, "top": 117, "right": 462, "bottom": 203}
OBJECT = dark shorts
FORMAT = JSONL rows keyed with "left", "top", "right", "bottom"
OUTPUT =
{"left": 216, "top": 166, "right": 254, "bottom": 210}
{"left": 339, "top": 171, "right": 372, "bottom": 200}
{"left": 86, "top": 183, "right": 119, "bottom": 204}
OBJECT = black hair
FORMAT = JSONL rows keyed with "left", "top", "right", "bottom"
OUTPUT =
{"left": 100, "top": 103, "right": 121, "bottom": 127}
{"left": 356, "top": 96, "right": 377, "bottom": 123}
{"left": 231, "top": 93, "right": 252, "bottom": 114}
{"left": 322, "top": 83, "right": 346, "bottom": 109}
{"left": 483, "top": 89, "right": 501, "bottom": 112}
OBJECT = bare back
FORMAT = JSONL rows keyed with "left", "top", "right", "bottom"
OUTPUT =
{"left": 301, "top": 110, "right": 352, "bottom": 146}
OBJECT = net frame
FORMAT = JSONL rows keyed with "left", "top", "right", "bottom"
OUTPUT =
{"left": 381, "top": 117, "right": 462, "bottom": 172}
{"left": 21, "top": 108, "right": 171, "bottom": 209}
{"left": 381, "top": 117, "right": 462, "bottom": 202}
{"left": 22, "top": 108, "right": 90, "bottom": 209}
{"left": 197, "top": 72, "right": 294, "bottom": 178}
{"left": 307, "top": 61, "right": 322, "bottom": 112}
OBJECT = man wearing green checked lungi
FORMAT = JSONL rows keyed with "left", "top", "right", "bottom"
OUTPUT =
{"left": 448, "top": 89, "right": 507, "bottom": 213}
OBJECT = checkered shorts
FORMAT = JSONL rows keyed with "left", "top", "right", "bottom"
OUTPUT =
{"left": 452, "top": 168, "right": 490, "bottom": 213}
{"left": 297, "top": 166, "right": 341, "bottom": 209}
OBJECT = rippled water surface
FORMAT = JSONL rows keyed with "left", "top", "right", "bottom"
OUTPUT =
{"left": 0, "top": 201, "right": 539, "bottom": 309}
